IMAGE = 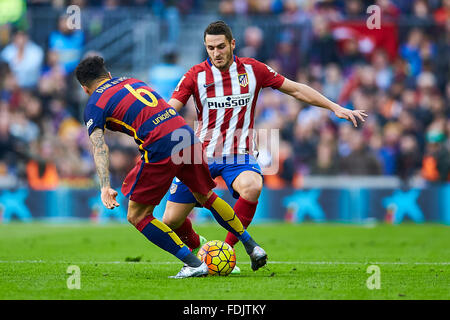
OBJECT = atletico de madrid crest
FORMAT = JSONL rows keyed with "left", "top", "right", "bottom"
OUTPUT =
{"left": 238, "top": 73, "right": 248, "bottom": 87}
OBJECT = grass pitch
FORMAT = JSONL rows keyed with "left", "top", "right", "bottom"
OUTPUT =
{"left": 0, "top": 222, "right": 449, "bottom": 300}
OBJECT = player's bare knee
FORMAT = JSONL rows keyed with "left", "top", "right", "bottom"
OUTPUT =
{"left": 192, "top": 190, "right": 212, "bottom": 206}
{"left": 127, "top": 212, "right": 138, "bottom": 226}
{"left": 127, "top": 201, "right": 154, "bottom": 227}
{"left": 238, "top": 178, "right": 262, "bottom": 201}
{"left": 162, "top": 213, "right": 180, "bottom": 229}
{"left": 128, "top": 211, "right": 152, "bottom": 227}
{"left": 240, "top": 188, "right": 261, "bottom": 202}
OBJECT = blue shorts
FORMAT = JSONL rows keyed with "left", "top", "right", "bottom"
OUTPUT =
{"left": 168, "top": 154, "right": 262, "bottom": 204}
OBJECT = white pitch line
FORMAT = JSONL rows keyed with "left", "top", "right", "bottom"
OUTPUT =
{"left": 0, "top": 260, "right": 449, "bottom": 265}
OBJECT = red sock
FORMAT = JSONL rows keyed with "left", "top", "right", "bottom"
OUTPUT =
{"left": 225, "top": 197, "right": 258, "bottom": 247}
{"left": 173, "top": 217, "right": 200, "bottom": 250}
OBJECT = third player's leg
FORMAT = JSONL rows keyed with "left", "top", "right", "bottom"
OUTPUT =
{"left": 231, "top": 170, "right": 263, "bottom": 203}
{"left": 190, "top": 188, "right": 268, "bottom": 271}
{"left": 175, "top": 145, "right": 268, "bottom": 270}
{"left": 224, "top": 170, "right": 263, "bottom": 247}
{"left": 162, "top": 200, "right": 203, "bottom": 250}
{"left": 163, "top": 201, "right": 196, "bottom": 230}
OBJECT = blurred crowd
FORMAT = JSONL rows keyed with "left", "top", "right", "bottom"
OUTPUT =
{"left": 0, "top": 11, "right": 139, "bottom": 190}
{"left": 0, "top": 0, "right": 449, "bottom": 191}
{"left": 216, "top": 0, "right": 450, "bottom": 188}
{"left": 27, "top": 0, "right": 207, "bottom": 14}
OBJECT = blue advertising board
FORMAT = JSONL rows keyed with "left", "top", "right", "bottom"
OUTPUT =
{"left": 0, "top": 185, "right": 449, "bottom": 225}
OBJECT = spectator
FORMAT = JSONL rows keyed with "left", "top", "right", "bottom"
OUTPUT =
{"left": 434, "top": 19, "right": 450, "bottom": 92}
{"left": 345, "top": 0, "right": 364, "bottom": 19}
{"left": 48, "top": 14, "right": 85, "bottom": 74}
{"left": 277, "top": 141, "right": 295, "bottom": 184}
{"left": 9, "top": 110, "right": 40, "bottom": 145}
{"left": 378, "top": 122, "right": 401, "bottom": 175}
{"left": 421, "top": 125, "right": 450, "bottom": 182}
{"left": 272, "top": 30, "right": 301, "bottom": 81}
{"left": 314, "top": 0, "right": 343, "bottom": 22}
{"left": 108, "top": 146, "right": 136, "bottom": 189}
{"left": 433, "top": 0, "right": 450, "bottom": 26}
{"left": 39, "top": 50, "right": 67, "bottom": 98}
{"left": 46, "top": 97, "right": 73, "bottom": 133}
{"left": 148, "top": 50, "right": 184, "bottom": 101}
{"left": 400, "top": 28, "right": 424, "bottom": 78}
{"left": 410, "top": 0, "right": 435, "bottom": 30}
{"left": 292, "top": 122, "right": 318, "bottom": 174}
{"left": 309, "top": 15, "right": 340, "bottom": 66}
{"left": 1, "top": 29, "right": 44, "bottom": 89}
{"left": 26, "top": 139, "right": 60, "bottom": 191}
{"left": 219, "top": 0, "right": 235, "bottom": 15}
{"left": 339, "top": 38, "right": 366, "bottom": 73}
{"left": 0, "top": 102, "right": 14, "bottom": 176}
{"left": 375, "top": 0, "right": 401, "bottom": 20}
{"left": 310, "top": 141, "right": 339, "bottom": 175}
{"left": 340, "top": 128, "right": 382, "bottom": 175}
{"left": 397, "top": 134, "right": 421, "bottom": 182}
{"left": 371, "top": 49, "right": 393, "bottom": 91}
{"left": 322, "top": 63, "right": 344, "bottom": 102}
{"left": 247, "top": 0, "right": 273, "bottom": 14}
{"left": 238, "top": 26, "right": 267, "bottom": 62}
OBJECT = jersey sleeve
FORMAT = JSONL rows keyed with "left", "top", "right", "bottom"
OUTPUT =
{"left": 171, "top": 68, "right": 196, "bottom": 105}
{"left": 252, "top": 59, "right": 285, "bottom": 89}
{"left": 84, "top": 103, "right": 106, "bottom": 136}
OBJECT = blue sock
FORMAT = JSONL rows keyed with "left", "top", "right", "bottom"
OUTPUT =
{"left": 203, "top": 193, "right": 258, "bottom": 253}
{"left": 136, "top": 215, "right": 197, "bottom": 263}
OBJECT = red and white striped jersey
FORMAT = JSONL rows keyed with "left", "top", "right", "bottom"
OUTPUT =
{"left": 172, "top": 56, "right": 285, "bottom": 158}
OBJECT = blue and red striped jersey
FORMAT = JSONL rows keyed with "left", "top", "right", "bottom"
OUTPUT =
{"left": 84, "top": 77, "right": 197, "bottom": 163}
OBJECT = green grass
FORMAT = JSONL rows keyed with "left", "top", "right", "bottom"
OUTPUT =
{"left": 0, "top": 222, "right": 449, "bottom": 300}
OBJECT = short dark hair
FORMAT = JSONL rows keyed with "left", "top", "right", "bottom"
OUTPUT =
{"left": 75, "top": 56, "right": 109, "bottom": 87}
{"left": 204, "top": 21, "right": 233, "bottom": 43}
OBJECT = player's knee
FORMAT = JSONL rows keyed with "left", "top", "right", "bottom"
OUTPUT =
{"left": 127, "top": 210, "right": 148, "bottom": 227}
{"left": 127, "top": 212, "right": 139, "bottom": 226}
{"left": 127, "top": 201, "right": 155, "bottom": 227}
{"left": 238, "top": 178, "right": 263, "bottom": 201}
{"left": 192, "top": 191, "right": 211, "bottom": 207}
{"left": 162, "top": 213, "right": 181, "bottom": 229}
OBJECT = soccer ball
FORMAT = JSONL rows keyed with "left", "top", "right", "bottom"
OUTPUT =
{"left": 197, "top": 240, "right": 236, "bottom": 276}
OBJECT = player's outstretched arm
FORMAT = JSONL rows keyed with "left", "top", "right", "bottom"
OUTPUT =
{"left": 89, "top": 128, "right": 119, "bottom": 209}
{"left": 278, "top": 78, "right": 368, "bottom": 127}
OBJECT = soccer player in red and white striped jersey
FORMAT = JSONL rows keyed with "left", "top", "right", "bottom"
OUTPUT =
{"left": 171, "top": 44, "right": 284, "bottom": 158}
{"left": 163, "top": 21, "right": 367, "bottom": 272}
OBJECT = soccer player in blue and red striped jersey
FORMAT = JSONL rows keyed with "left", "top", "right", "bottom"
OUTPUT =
{"left": 75, "top": 56, "right": 268, "bottom": 278}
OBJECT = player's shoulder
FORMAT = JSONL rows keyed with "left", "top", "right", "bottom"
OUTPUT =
{"left": 86, "top": 89, "right": 101, "bottom": 106}
{"left": 85, "top": 96, "right": 102, "bottom": 113}
{"left": 237, "top": 56, "right": 277, "bottom": 78}
{"left": 117, "top": 76, "right": 145, "bottom": 86}
{"left": 181, "top": 60, "right": 210, "bottom": 82}
{"left": 188, "top": 60, "right": 211, "bottom": 74}
{"left": 127, "top": 77, "right": 144, "bottom": 83}
{"left": 236, "top": 56, "right": 265, "bottom": 68}
{"left": 83, "top": 100, "right": 100, "bottom": 122}
{"left": 236, "top": 56, "right": 272, "bottom": 76}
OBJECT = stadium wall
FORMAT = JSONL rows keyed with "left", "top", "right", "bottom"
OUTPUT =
{"left": 1, "top": 183, "right": 449, "bottom": 225}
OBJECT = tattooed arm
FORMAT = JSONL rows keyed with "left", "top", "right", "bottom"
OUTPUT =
{"left": 89, "top": 128, "right": 119, "bottom": 209}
